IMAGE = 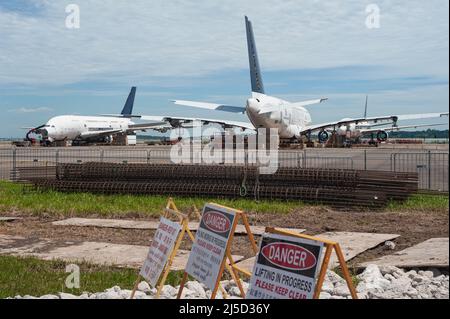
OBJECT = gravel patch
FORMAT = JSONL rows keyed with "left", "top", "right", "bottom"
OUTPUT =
{"left": 7, "top": 265, "right": 448, "bottom": 299}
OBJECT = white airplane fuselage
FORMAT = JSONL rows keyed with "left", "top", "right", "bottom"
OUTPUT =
{"left": 42, "top": 115, "right": 132, "bottom": 142}
{"left": 336, "top": 120, "right": 388, "bottom": 139}
{"left": 245, "top": 94, "right": 312, "bottom": 139}
{"left": 245, "top": 96, "right": 373, "bottom": 140}
{"left": 336, "top": 121, "right": 365, "bottom": 138}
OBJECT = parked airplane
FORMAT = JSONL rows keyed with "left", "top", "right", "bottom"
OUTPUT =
{"left": 318, "top": 96, "right": 449, "bottom": 144}
{"left": 26, "top": 87, "right": 166, "bottom": 145}
{"left": 143, "top": 16, "right": 447, "bottom": 144}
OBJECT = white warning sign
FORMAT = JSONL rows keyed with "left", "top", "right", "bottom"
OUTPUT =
{"left": 139, "top": 216, "right": 182, "bottom": 287}
{"left": 185, "top": 203, "right": 236, "bottom": 290}
{"left": 247, "top": 233, "right": 323, "bottom": 299}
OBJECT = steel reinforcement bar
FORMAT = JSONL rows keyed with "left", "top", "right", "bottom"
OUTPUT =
{"left": 29, "top": 178, "right": 387, "bottom": 208}
{"left": 22, "top": 162, "right": 419, "bottom": 208}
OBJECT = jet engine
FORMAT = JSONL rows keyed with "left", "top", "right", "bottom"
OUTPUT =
{"left": 103, "top": 135, "right": 113, "bottom": 144}
{"left": 318, "top": 131, "right": 329, "bottom": 143}
{"left": 376, "top": 130, "right": 388, "bottom": 142}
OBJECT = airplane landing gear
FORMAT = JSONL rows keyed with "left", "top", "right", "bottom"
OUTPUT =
{"left": 279, "top": 137, "right": 303, "bottom": 149}
{"left": 368, "top": 133, "right": 379, "bottom": 146}
{"left": 305, "top": 131, "right": 315, "bottom": 148}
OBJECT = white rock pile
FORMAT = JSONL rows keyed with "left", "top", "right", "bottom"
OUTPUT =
{"left": 319, "top": 264, "right": 448, "bottom": 299}
{"left": 352, "top": 265, "right": 449, "bottom": 299}
{"left": 8, "top": 265, "right": 448, "bottom": 299}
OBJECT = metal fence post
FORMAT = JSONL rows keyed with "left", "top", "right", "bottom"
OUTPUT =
{"left": 147, "top": 150, "right": 151, "bottom": 164}
{"left": 100, "top": 149, "right": 104, "bottom": 163}
{"left": 428, "top": 151, "right": 431, "bottom": 190}
{"left": 303, "top": 150, "right": 307, "bottom": 168}
{"left": 393, "top": 153, "right": 396, "bottom": 172}
{"left": 11, "top": 148, "right": 17, "bottom": 181}
{"left": 364, "top": 150, "right": 367, "bottom": 171}
{"left": 390, "top": 153, "right": 393, "bottom": 171}
{"left": 55, "top": 150, "right": 59, "bottom": 165}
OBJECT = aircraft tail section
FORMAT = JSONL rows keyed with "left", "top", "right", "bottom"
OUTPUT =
{"left": 245, "top": 16, "right": 265, "bottom": 94}
{"left": 121, "top": 87, "right": 137, "bottom": 115}
{"left": 364, "top": 95, "right": 368, "bottom": 119}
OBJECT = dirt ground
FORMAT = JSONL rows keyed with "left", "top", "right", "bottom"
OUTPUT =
{"left": 0, "top": 206, "right": 448, "bottom": 267}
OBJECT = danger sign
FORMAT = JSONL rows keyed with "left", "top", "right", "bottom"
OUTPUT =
{"left": 139, "top": 216, "right": 182, "bottom": 287}
{"left": 185, "top": 203, "right": 236, "bottom": 290}
{"left": 247, "top": 233, "right": 323, "bottom": 299}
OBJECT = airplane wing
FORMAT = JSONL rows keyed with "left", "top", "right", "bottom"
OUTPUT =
{"left": 172, "top": 97, "right": 327, "bottom": 114}
{"left": 302, "top": 112, "right": 449, "bottom": 134}
{"left": 140, "top": 115, "right": 255, "bottom": 131}
{"left": 127, "top": 122, "right": 170, "bottom": 132}
{"left": 396, "top": 112, "right": 449, "bottom": 120}
{"left": 360, "top": 123, "right": 447, "bottom": 134}
{"left": 79, "top": 129, "right": 124, "bottom": 139}
{"left": 172, "top": 100, "right": 246, "bottom": 113}
{"left": 77, "top": 121, "right": 170, "bottom": 138}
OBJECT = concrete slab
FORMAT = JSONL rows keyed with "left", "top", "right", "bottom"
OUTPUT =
{"left": 0, "top": 234, "right": 244, "bottom": 270}
{"left": 234, "top": 231, "right": 400, "bottom": 273}
{"left": 52, "top": 218, "right": 305, "bottom": 236}
{"left": 360, "top": 238, "right": 449, "bottom": 269}
{"left": 0, "top": 234, "right": 27, "bottom": 247}
{"left": 233, "top": 256, "right": 256, "bottom": 274}
{"left": 316, "top": 231, "right": 401, "bottom": 268}
{"left": 52, "top": 218, "right": 159, "bottom": 230}
{"left": 0, "top": 234, "right": 57, "bottom": 255}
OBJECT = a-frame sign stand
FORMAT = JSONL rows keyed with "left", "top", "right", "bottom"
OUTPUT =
{"left": 177, "top": 203, "right": 259, "bottom": 299}
{"left": 130, "top": 198, "right": 197, "bottom": 299}
{"left": 264, "top": 227, "right": 358, "bottom": 299}
{"left": 131, "top": 199, "right": 231, "bottom": 299}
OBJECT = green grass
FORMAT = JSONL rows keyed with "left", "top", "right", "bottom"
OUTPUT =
{"left": 0, "top": 181, "right": 447, "bottom": 217}
{"left": 0, "top": 255, "right": 186, "bottom": 298}
{"left": 333, "top": 266, "right": 361, "bottom": 288}
{"left": 0, "top": 180, "right": 303, "bottom": 216}
{"left": 386, "top": 193, "right": 449, "bottom": 212}
{"left": 0, "top": 256, "right": 140, "bottom": 298}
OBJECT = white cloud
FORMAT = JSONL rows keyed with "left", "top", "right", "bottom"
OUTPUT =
{"left": 0, "top": 0, "right": 448, "bottom": 86}
{"left": 9, "top": 106, "right": 53, "bottom": 113}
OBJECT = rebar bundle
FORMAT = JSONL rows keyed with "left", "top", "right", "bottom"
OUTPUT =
{"left": 24, "top": 162, "right": 418, "bottom": 208}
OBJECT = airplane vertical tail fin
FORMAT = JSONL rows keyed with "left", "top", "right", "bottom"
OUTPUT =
{"left": 364, "top": 95, "right": 368, "bottom": 119}
{"left": 121, "top": 87, "right": 137, "bottom": 115}
{"left": 245, "top": 16, "right": 265, "bottom": 94}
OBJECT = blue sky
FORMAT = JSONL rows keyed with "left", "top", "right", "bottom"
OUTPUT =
{"left": 0, "top": 0, "right": 448, "bottom": 138}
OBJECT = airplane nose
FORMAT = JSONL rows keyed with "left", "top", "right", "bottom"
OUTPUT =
{"left": 43, "top": 127, "right": 56, "bottom": 139}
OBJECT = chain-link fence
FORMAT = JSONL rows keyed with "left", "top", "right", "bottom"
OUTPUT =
{"left": 1, "top": 147, "right": 448, "bottom": 192}
{"left": 390, "top": 152, "right": 448, "bottom": 192}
